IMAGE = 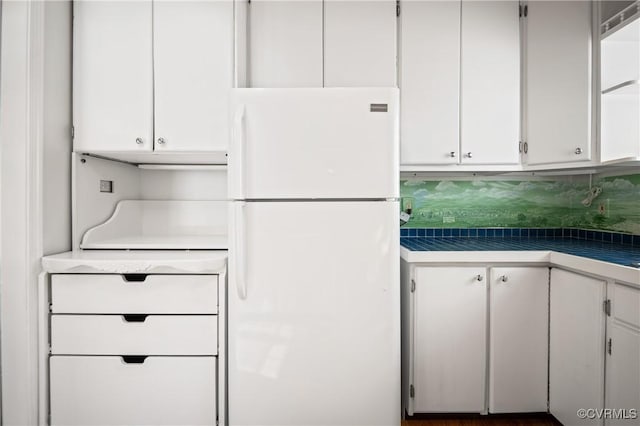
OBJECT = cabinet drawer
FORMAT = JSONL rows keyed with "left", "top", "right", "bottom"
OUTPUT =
{"left": 51, "top": 315, "right": 217, "bottom": 355}
{"left": 51, "top": 274, "right": 217, "bottom": 314}
{"left": 50, "top": 356, "right": 216, "bottom": 426}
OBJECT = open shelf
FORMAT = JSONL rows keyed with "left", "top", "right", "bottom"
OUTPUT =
{"left": 80, "top": 200, "right": 228, "bottom": 250}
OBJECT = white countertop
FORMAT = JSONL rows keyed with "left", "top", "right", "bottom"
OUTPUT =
{"left": 401, "top": 247, "right": 640, "bottom": 286}
{"left": 42, "top": 250, "right": 227, "bottom": 274}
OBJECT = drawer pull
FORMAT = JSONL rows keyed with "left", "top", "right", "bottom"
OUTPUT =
{"left": 122, "top": 274, "right": 147, "bottom": 282}
{"left": 122, "top": 314, "right": 148, "bottom": 323}
{"left": 121, "top": 355, "right": 148, "bottom": 364}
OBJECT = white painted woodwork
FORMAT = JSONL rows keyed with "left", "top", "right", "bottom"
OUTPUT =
{"left": 600, "top": 19, "right": 640, "bottom": 162}
{"left": 73, "top": 0, "right": 153, "bottom": 152}
{"left": 460, "top": 1, "right": 520, "bottom": 165}
{"left": 50, "top": 356, "right": 216, "bottom": 426}
{"left": 227, "top": 201, "right": 399, "bottom": 426}
{"left": 525, "top": 1, "right": 592, "bottom": 165}
{"left": 399, "top": 1, "right": 460, "bottom": 165}
{"left": 51, "top": 315, "right": 218, "bottom": 355}
{"left": 489, "top": 267, "right": 548, "bottom": 413}
{"left": 80, "top": 200, "right": 228, "bottom": 250}
{"left": 605, "top": 283, "right": 640, "bottom": 425}
{"left": 413, "top": 266, "right": 487, "bottom": 412}
{"left": 51, "top": 274, "right": 218, "bottom": 314}
{"left": 549, "top": 268, "right": 606, "bottom": 426}
{"left": 153, "top": 1, "right": 233, "bottom": 152}
{"left": 247, "top": 0, "right": 323, "bottom": 87}
{"left": 324, "top": 1, "right": 397, "bottom": 87}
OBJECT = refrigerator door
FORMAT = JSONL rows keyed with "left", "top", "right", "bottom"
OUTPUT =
{"left": 228, "top": 200, "right": 400, "bottom": 426}
{"left": 228, "top": 88, "right": 399, "bottom": 200}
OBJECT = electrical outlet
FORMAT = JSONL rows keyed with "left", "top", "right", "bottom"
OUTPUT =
{"left": 100, "top": 180, "right": 113, "bottom": 193}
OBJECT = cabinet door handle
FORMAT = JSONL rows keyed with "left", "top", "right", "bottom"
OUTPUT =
{"left": 475, "top": 274, "right": 484, "bottom": 282}
{"left": 135, "top": 137, "right": 144, "bottom": 145}
{"left": 575, "top": 147, "right": 583, "bottom": 155}
{"left": 122, "top": 274, "right": 147, "bottom": 282}
{"left": 499, "top": 275, "right": 508, "bottom": 282}
{"left": 157, "top": 137, "right": 166, "bottom": 145}
{"left": 122, "top": 314, "right": 148, "bottom": 323}
{"left": 121, "top": 356, "right": 147, "bottom": 364}
{"left": 450, "top": 151, "right": 456, "bottom": 158}
{"left": 465, "top": 152, "right": 473, "bottom": 158}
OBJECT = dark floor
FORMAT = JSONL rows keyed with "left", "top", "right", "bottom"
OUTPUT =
{"left": 402, "top": 413, "right": 561, "bottom": 426}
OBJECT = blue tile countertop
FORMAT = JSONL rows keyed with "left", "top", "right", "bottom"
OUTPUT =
{"left": 400, "top": 237, "right": 640, "bottom": 268}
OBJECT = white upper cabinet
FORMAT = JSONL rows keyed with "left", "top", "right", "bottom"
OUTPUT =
{"left": 73, "top": 1, "right": 153, "bottom": 153}
{"left": 400, "top": 1, "right": 461, "bottom": 165}
{"left": 74, "top": 0, "right": 233, "bottom": 156}
{"left": 247, "top": 0, "right": 323, "bottom": 87}
{"left": 600, "top": 14, "right": 640, "bottom": 163}
{"left": 524, "top": 1, "right": 593, "bottom": 165}
{"left": 400, "top": 0, "right": 520, "bottom": 166}
{"left": 153, "top": 1, "right": 233, "bottom": 152}
{"left": 324, "top": 1, "right": 397, "bottom": 87}
{"left": 460, "top": 1, "right": 520, "bottom": 165}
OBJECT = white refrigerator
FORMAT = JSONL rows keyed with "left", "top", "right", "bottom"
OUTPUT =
{"left": 227, "top": 88, "right": 400, "bottom": 426}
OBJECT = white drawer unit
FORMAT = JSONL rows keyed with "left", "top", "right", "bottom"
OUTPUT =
{"left": 51, "top": 273, "right": 218, "bottom": 314}
{"left": 51, "top": 315, "right": 218, "bottom": 355}
{"left": 46, "top": 271, "right": 222, "bottom": 426}
{"left": 50, "top": 356, "right": 217, "bottom": 426}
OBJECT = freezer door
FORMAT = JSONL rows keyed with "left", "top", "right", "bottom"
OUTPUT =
{"left": 228, "top": 88, "right": 399, "bottom": 200}
{"left": 228, "top": 201, "right": 400, "bottom": 426}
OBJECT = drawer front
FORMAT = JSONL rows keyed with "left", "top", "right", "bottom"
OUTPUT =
{"left": 51, "top": 315, "right": 218, "bottom": 355}
{"left": 51, "top": 274, "right": 218, "bottom": 314}
{"left": 613, "top": 283, "right": 640, "bottom": 329}
{"left": 50, "top": 356, "right": 216, "bottom": 426}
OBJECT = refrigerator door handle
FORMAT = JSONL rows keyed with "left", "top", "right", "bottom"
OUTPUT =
{"left": 235, "top": 202, "right": 248, "bottom": 300}
{"left": 233, "top": 104, "right": 246, "bottom": 198}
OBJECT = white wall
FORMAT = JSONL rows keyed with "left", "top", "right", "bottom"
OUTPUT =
{"left": 0, "top": 1, "right": 71, "bottom": 424}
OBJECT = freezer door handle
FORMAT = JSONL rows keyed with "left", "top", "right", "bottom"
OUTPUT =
{"left": 235, "top": 202, "right": 248, "bottom": 300}
{"left": 233, "top": 105, "right": 246, "bottom": 198}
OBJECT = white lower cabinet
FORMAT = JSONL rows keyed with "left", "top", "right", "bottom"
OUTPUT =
{"left": 406, "top": 265, "right": 549, "bottom": 414}
{"left": 489, "top": 267, "right": 549, "bottom": 413}
{"left": 412, "top": 266, "right": 487, "bottom": 413}
{"left": 605, "top": 283, "right": 640, "bottom": 426}
{"left": 50, "top": 356, "right": 216, "bottom": 426}
{"left": 48, "top": 273, "right": 219, "bottom": 426}
{"left": 549, "top": 268, "right": 606, "bottom": 426}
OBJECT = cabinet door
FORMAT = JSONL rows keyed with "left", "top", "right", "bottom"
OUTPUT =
{"left": 550, "top": 268, "right": 605, "bottom": 426}
{"left": 153, "top": 1, "right": 233, "bottom": 152}
{"left": 605, "top": 283, "right": 640, "bottom": 426}
{"left": 460, "top": 1, "right": 520, "bottom": 165}
{"left": 73, "top": 1, "right": 153, "bottom": 153}
{"left": 324, "top": 1, "right": 396, "bottom": 87}
{"left": 525, "top": 1, "right": 592, "bottom": 165}
{"left": 489, "top": 267, "right": 548, "bottom": 413}
{"left": 413, "top": 266, "right": 487, "bottom": 412}
{"left": 247, "top": 0, "right": 322, "bottom": 87}
{"left": 400, "top": 1, "right": 460, "bottom": 165}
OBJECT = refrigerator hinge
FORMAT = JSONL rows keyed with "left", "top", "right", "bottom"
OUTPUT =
{"left": 410, "top": 278, "right": 416, "bottom": 293}
{"left": 604, "top": 299, "right": 611, "bottom": 316}
{"left": 607, "top": 338, "right": 612, "bottom": 355}
{"left": 396, "top": 0, "right": 400, "bottom": 17}
{"left": 409, "top": 384, "right": 415, "bottom": 398}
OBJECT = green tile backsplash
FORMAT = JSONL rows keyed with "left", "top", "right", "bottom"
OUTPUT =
{"left": 400, "top": 174, "right": 640, "bottom": 235}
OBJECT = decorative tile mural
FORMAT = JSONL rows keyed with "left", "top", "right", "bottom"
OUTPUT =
{"left": 400, "top": 174, "right": 640, "bottom": 235}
